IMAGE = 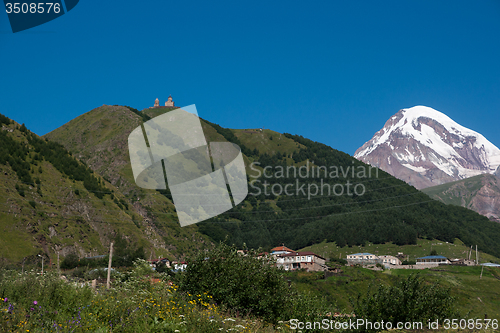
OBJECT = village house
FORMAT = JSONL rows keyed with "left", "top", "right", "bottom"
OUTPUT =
{"left": 276, "top": 251, "right": 327, "bottom": 272}
{"left": 449, "top": 258, "right": 476, "bottom": 266}
{"left": 416, "top": 255, "right": 450, "bottom": 265}
{"left": 378, "top": 255, "right": 402, "bottom": 266}
{"left": 270, "top": 245, "right": 295, "bottom": 256}
{"left": 171, "top": 261, "right": 187, "bottom": 271}
{"left": 346, "top": 253, "right": 379, "bottom": 265}
{"left": 147, "top": 257, "right": 171, "bottom": 270}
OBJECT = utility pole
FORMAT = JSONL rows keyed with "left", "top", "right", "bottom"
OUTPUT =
{"left": 480, "top": 265, "right": 484, "bottom": 279}
{"left": 476, "top": 245, "right": 478, "bottom": 265}
{"left": 57, "top": 251, "right": 61, "bottom": 276}
{"left": 107, "top": 242, "right": 114, "bottom": 289}
{"left": 38, "top": 254, "right": 44, "bottom": 275}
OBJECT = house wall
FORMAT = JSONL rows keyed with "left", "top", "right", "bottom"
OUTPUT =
{"left": 416, "top": 258, "right": 450, "bottom": 265}
{"left": 379, "top": 256, "right": 402, "bottom": 265}
{"left": 276, "top": 254, "right": 326, "bottom": 272}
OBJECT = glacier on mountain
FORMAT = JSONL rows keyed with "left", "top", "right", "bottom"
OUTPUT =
{"left": 355, "top": 105, "right": 500, "bottom": 189}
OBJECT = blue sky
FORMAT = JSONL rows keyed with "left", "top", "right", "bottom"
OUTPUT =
{"left": 1, "top": 1, "right": 499, "bottom": 155}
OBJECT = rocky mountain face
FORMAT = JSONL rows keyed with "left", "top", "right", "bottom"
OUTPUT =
{"left": 354, "top": 106, "right": 500, "bottom": 189}
{"left": 423, "top": 174, "right": 500, "bottom": 223}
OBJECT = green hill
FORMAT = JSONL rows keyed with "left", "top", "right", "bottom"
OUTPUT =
{"left": 0, "top": 110, "right": 211, "bottom": 266}
{"left": 41, "top": 105, "right": 500, "bottom": 260}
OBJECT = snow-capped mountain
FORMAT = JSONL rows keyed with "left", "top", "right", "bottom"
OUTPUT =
{"left": 354, "top": 106, "right": 500, "bottom": 189}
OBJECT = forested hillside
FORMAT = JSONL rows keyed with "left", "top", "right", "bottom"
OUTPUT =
{"left": 198, "top": 133, "right": 500, "bottom": 258}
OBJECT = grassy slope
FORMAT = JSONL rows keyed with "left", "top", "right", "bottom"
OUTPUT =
{"left": 0, "top": 121, "right": 161, "bottom": 263}
{"left": 300, "top": 238, "right": 500, "bottom": 264}
{"left": 44, "top": 105, "right": 214, "bottom": 259}
{"left": 298, "top": 238, "right": 500, "bottom": 319}
{"left": 288, "top": 265, "right": 500, "bottom": 320}
{"left": 232, "top": 128, "right": 305, "bottom": 158}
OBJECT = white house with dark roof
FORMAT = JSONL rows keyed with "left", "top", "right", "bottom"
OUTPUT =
{"left": 276, "top": 251, "right": 327, "bottom": 272}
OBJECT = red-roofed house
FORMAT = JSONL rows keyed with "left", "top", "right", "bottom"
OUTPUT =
{"left": 270, "top": 245, "right": 295, "bottom": 256}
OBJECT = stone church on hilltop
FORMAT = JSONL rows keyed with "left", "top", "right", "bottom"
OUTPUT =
{"left": 153, "top": 95, "right": 175, "bottom": 108}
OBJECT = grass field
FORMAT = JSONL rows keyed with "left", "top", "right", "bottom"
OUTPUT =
{"left": 287, "top": 265, "right": 500, "bottom": 321}
{"left": 300, "top": 238, "right": 500, "bottom": 264}
{"left": 295, "top": 238, "right": 500, "bottom": 324}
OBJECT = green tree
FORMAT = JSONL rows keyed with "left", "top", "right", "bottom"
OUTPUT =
{"left": 179, "top": 243, "right": 295, "bottom": 323}
{"left": 351, "top": 273, "right": 458, "bottom": 332}
{"left": 60, "top": 253, "right": 80, "bottom": 269}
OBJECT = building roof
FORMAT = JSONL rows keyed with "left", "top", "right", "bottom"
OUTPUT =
{"left": 481, "top": 263, "right": 500, "bottom": 267}
{"left": 416, "top": 255, "right": 448, "bottom": 260}
{"left": 148, "top": 257, "right": 170, "bottom": 263}
{"left": 270, "top": 245, "right": 295, "bottom": 253}
{"left": 348, "top": 253, "right": 376, "bottom": 256}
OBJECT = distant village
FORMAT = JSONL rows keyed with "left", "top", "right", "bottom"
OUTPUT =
{"left": 146, "top": 244, "right": 498, "bottom": 273}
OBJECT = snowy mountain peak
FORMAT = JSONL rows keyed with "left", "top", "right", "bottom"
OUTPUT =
{"left": 354, "top": 106, "right": 500, "bottom": 189}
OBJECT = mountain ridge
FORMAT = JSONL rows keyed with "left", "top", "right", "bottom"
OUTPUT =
{"left": 423, "top": 173, "right": 500, "bottom": 223}
{"left": 36, "top": 105, "right": 500, "bottom": 258}
{"left": 3, "top": 104, "right": 500, "bottom": 265}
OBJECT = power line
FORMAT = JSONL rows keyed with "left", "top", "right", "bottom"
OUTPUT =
{"left": 0, "top": 182, "right": 428, "bottom": 217}
{"left": 0, "top": 172, "right": 413, "bottom": 204}
{"left": 0, "top": 196, "right": 436, "bottom": 226}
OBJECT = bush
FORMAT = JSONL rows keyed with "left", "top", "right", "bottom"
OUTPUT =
{"left": 70, "top": 266, "right": 89, "bottom": 279}
{"left": 180, "top": 243, "right": 298, "bottom": 323}
{"left": 351, "top": 273, "right": 459, "bottom": 332}
{"left": 60, "top": 253, "right": 80, "bottom": 269}
{"left": 329, "top": 257, "right": 347, "bottom": 265}
{"left": 86, "top": 268, "right": 121, "bottom": 281}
